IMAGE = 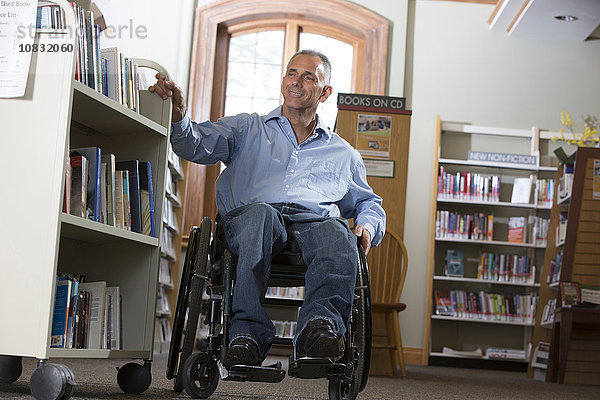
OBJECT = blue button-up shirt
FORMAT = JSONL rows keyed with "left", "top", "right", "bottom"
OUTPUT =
{"left": 170, "top": 107, "right": 385, "bottom": 246}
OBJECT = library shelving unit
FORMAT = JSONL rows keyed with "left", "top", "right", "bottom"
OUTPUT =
{"left": 155, "top": 146, "right": 187, "bottom": 353}
{"left": 529, "top": 147, "right": 600, "bottom": 385}
{"left": 0, "top": 0, "right": 172, "bottom": 396}
{"left": 264, "top": 288, "right": 305, "bottom": 353}
{"left": 423, "top": 116, "right": 563, "bottom": 370}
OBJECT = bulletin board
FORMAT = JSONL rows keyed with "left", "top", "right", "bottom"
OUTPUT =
{"left": 336, "top": 93, "right": 412, "bottom": 239}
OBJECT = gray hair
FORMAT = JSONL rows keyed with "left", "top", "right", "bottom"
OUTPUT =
{"left": 287, "top": 49, "right": 331, "bottom": 85}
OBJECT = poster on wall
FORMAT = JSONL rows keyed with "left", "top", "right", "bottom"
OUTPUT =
{"left": 0, "top": 0, "right": 38, "bottom": 97}
{"left": 363, "top": 159, "right": 395, "bottom": 178}
{"left": 356, "top": 114, "right": 391, "bottom": 158}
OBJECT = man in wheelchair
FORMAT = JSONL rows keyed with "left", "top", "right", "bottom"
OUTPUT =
{"left": 151, "top": 49, "right": 385, "bottom": 375}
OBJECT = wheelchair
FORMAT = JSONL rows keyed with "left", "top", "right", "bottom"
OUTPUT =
{"left": 167, "top": 215, "right": 372, "bottom": 399}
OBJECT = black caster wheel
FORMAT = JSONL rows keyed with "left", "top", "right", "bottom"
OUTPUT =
{"left": 30, "top": 363, "right": 76, "bottom": 400}
{"left": 182, "top": 352, "right": 219, "bottom": 399}
{"left": 328, "top": 378, "right": 357, "bottom": 400}
{"left": 0, "top": 355, "right": 22, "bottom": 384}
{"left": 116, "top": 362, "right": 152, "bottom": 394}
{"left": 173, "top": 371, "right": 184, "bottom": 392}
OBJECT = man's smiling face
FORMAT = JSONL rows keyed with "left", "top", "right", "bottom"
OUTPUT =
{"left": 281, "top": 54, "right": 331, "bottom": 113}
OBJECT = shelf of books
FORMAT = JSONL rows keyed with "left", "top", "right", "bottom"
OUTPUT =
{"left": 155, "top": 145, "right": 187, "bottom": 354}
{"left": 0, "top": 0, "right": 172, "bottom": 393}
{"left": 424, "top": 117, "right": 564, "bottom": 370}
{"left": 264, "top": 286, "right": 305, "bottom": 355}
{"left": 529, "top": 147, "right": 600, "bottom": 385}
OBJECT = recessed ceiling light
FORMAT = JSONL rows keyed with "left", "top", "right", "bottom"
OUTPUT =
{"left": 554, "top": 15, "right": 579, "bottom": 22}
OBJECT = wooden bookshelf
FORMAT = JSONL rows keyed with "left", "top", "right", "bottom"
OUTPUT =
{"left": 0, "top": 0, "right": 172, "bottom": 394}
{"left": 529, "top": 147, "right": 600, "bottom": 385}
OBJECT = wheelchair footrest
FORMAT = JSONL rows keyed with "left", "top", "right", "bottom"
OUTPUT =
{"left": 288, "top": 357, "right": 354, "bottom": 380}
{"left": 224, "top": 362, "right": 286, "bottom": 383}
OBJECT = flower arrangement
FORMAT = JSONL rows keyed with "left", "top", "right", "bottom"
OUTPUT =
{"left": 552, "top": 111, "right": 599, "bottom": 147}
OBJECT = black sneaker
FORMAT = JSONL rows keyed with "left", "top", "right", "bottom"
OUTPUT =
{"left": 223, "top": 337, "right": 261, "bottom": 368}
{"left": 295, "top": 319, "right": 343, "bottom": 358}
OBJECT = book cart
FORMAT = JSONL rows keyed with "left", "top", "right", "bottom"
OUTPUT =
{"left": 423, "top": 116, "right": 560, "bottom": 370}
{"left": 0, "top": 0, "right": 172, "bottom": 398}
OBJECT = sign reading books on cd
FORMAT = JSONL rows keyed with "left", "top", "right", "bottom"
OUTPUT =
{"left": 337, "top": 93, "right": 410, "bottom": 178}
{"left": 337, "top": 93, "right": 406, "bottom": 111}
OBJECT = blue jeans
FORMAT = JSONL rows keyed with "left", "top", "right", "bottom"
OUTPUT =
{"left": 220, "top": 202, "right": 358, "bottom": 360}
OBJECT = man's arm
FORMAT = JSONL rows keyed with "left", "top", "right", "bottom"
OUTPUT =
{"left": 149, "top": 73, "right": 246, "bottom": 166}
{"left": 338, "top": 157, "right": 386, "bottom": 255}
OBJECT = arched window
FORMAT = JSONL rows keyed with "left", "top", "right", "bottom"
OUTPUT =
{"left": 183, "top": 0, "right": 390, "bottom": 226}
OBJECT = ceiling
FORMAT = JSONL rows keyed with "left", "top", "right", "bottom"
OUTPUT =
{"left": 488, "top": 0, "right": 600, "bottom": 41}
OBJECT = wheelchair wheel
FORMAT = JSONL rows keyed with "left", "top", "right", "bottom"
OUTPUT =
{"left": 167, "top": 217, "right": 212, "bottom": 392}
{"left": 357, "top": 243, "right": 372, "bottom": 392}
{"left": 182, "top": 352, "right": 219, "bottom": 399}
{"left": 328, "top": 244, "right": 370, "bottom": 400}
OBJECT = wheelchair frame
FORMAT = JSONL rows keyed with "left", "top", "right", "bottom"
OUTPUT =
{"left": 167, "top": 216, "right": 372, "bottom": 399}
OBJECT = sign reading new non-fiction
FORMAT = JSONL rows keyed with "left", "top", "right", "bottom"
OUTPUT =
{"left": 468, "top": 151, "right": 537, "bottom": 166}
{"left": 337, "top": 93, "right": 406, "bottom": 111}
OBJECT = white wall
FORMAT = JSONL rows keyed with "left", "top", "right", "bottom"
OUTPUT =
{"left": 93, "top": 0, "right": 195, "bottom": 85}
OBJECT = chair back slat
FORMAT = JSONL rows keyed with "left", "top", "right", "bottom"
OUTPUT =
{"left": 367, "top": 229, "right": 408, "bottom": 304}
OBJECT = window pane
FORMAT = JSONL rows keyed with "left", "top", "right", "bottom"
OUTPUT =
{"left": 299, "top": 33, "right": 354, "bottom": 130}
{"left": 225, "top": 30, "right": 285, "bottom": 117}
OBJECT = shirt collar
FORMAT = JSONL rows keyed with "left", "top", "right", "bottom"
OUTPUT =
{"left": 264, "top": 106, "right": 332, "bottom": 140}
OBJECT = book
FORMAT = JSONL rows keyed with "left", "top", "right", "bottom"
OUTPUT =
{"left": 101, "top": 153, "right": 116, "bottom": 226}
{"left": 78, "top": 281, "right": 106, "bottom": 349}
{"left": 105, "top": 286, "right": 121, "bottom": 349}
{"left": 442, "top": 346, "right": 483, "bottom": 358}
{"left": 511, "top": 177, "right": 532, "bottom": 203}
{"left": 434, "top": 290, "right": 454, "bottom": 316}
{"left": 69, "top": 155, "right": 88, "bottom": 218}
{"left": 99, "top": 162, "right": 107, "bottom": 223}
{"left": 532, "top": 341, "right": 550, "bottom": 368}
{"left": 100, "top": 47, "right": 123, "bottom": 104}
{"left": 73, "top": 290, "right": 90, "bottom": 349}
{"left": 138, "top": 161, "right": 155, "bottom": 236}
{"left": 486, "top": 214, "right": 494, "bottom": 241}
{"left": 50, "top": 278, "right": 72, "bottom": 348}
{"left": 58, "top": 273, "right": 81, "bottom": 349}
{"left": 116, "top": 160, "right": 141, "bottom": 233}
{"left": 507, "top": 216, "right": 526, "bottom": 243}
{"left": 72, "top": 147, "right": 102, "bottom": 222}
{"left": 114, "top": 171, "right": 125, "bottom": 229}
{"left": 121, "top": 169, "right": 132, "bottom": 230}
{"left": 63, "top": 142, "right": 71, "bottom": 214}
{"left": 486, "top": 347, "right": 526, "bottom": 360}
{"left": 444, "top": 250, "right": 464, "bottom": 277}
{"left": 580, "top": 285, "right": 600, "bottom": 306}
{"left": 560, "top": 281, "right": 580, "bottom": 307}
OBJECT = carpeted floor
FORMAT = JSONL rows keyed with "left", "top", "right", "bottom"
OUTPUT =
{"left": 1, "top": 353, "right": 599, "bottom": 399}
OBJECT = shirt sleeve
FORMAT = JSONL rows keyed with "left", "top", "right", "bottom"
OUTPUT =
{"left": 337, "top": 156, "right": 386, "bottom": 247}
{"left": 170, "top": 114, "right": 248, "bottom": 165}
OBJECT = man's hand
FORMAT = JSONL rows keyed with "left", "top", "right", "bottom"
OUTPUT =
{"left": 354, "top": 225, "right": 371, "bottom": 255}
{"left": 148, "top": 73, "right": 187, "bottom": 123}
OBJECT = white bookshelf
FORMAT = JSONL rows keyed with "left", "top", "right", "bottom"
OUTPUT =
{"left": 424, "top": 117, "right": 562, "bottom": 369}
{"left": 0, "top": 0, "right": 172, "bottom": 394}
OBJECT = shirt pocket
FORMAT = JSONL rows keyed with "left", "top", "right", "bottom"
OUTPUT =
{"left": 306, "top": 160, "right": 345, "bottom": 200}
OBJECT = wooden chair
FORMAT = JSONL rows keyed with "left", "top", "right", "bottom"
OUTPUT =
{"left": 367, "top": 228, "right": 408, "bottom": 377}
